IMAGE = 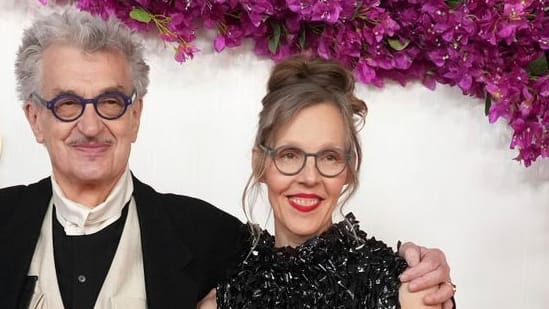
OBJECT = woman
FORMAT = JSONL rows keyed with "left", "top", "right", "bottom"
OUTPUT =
{"left": 208, "top": 56, "right": 448, "bottom": 308}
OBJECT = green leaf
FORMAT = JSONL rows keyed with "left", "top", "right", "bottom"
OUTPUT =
{"left": 268, "top": 23, "right": 281, "bottom": 54}
{"left": 484, "top": 92, "right": 492, "bottom": 116}
{"left": 387, "top": 38, "right": 410, "bottom": 51}
{"left": 129, "top": 8, "right": 152, "bottom": 24}
{"left": 446, "top": 0, "right": 461, "bottom": 9}
{"left": 527, "top": 53, "right": 549, "bottom": 77}
{"left": 298, "top": 28, "right": 306, "bottom": 50}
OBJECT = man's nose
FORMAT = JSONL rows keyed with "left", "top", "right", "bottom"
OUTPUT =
{"left": 76, "top": 104, "right": 104, "bottom": 136}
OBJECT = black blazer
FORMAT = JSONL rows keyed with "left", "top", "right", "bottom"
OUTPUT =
{"left": 0, "top": 176, "right": 244, "bottom": 309}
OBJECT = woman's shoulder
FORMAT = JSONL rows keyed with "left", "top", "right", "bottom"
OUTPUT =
{"left": 232, "top": 213, "right": 407, "bottom": 272}
{"left": 342, "top": 213, "right": 403, "bottom": 258}
{"left": 330, "top": 213, "right": 408, "bottom": 280}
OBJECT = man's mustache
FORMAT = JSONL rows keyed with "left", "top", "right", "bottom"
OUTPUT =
{"left": 67, "top": 136, "right": 115, "bottom": 146}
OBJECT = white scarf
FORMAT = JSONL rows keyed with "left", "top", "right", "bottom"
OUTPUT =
{"left": 27, "top": 198, "right": 147, "bottom": 308}
{"left": 52, "top": 167, "right": 133, "bottom": 236}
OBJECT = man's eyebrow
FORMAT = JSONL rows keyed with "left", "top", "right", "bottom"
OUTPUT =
{"left": 49, "top": 85, "right": 128, "bottom": 97}
{"left": 100, "top": 85, "right": 128, "bottom": 93}
{"left": 49, "top": 88, "right": 77, "bottom": 96}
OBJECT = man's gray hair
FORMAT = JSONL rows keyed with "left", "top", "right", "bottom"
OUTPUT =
{"left": 15, "top": 7, "right": 150, "bottom": 102}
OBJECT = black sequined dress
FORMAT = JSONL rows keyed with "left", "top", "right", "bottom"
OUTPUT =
{"left": 217, "top": 213, "right": 407, "bottom": 309}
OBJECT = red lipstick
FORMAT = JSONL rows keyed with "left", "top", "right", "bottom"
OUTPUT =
{"left": 287, "top": 193, "right": 322, "bottom": 213}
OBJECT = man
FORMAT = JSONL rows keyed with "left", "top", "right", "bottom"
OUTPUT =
{"left": 0, "top": 8, "right": 455, "bottom": 309}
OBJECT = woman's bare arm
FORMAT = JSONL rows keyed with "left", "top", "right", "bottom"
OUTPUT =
{"left": 197, "top": 288, "right": 217, "bottom": 309}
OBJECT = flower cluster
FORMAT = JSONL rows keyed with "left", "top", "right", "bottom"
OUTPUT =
{"left": 43, "top": 0, "right": 548, "bottom": 166}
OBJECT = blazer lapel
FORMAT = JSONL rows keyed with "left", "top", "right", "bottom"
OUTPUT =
{"left": 0, "top": 178, "right": 52, "bottom": 309}
{"left": 132, "top": 177, "right": 197, "bottom": 309}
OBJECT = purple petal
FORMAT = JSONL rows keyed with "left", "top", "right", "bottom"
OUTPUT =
{"left": 392, "top": 53, "right": 412, "bottom": 70}
{"left": 497, "top": 23, "right": 518, "bottom": 40}
{"left": 458, "top": 74, "right": 472, "bottom": 91}
{"left": 356, "top": 61, "right": 376, "bottom": 84}
{"left": 214, "top": 35, "right": 226, "bottom": 52}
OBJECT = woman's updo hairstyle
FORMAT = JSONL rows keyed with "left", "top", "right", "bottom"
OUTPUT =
{"left": 243, "top": 55, "right": 368, "bottom": 226}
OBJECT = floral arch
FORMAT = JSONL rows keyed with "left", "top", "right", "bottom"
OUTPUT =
{"left": 44, "top": 0, "right": 548, "bottom": 166}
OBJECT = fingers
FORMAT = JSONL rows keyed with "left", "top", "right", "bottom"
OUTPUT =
{"left": 407, "top": 264, "right": 445, "bottom": 291}
{"left": 442, "top": 299, "right": 455, "bottom": 309}
{"left": 400, "top": 250, "right": 438, "bottom": 283}
{"left": 399, "top": 241, "right": 421, "bottom": 267}
{"left": 401, "top": 246, "right": 454, "bottom": 306}
{"left": 401, "top": 247, "right": 449, "bottom": 283}
{"left": 422, "top": 282, "right": 455, "bottom": 306}
{"left": 399, "top": 244, "right": 454, "bottom": 307}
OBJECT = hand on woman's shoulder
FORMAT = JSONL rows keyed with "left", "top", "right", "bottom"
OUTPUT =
{"left": 399, "top": 282, "right": 442, "bottom": 309}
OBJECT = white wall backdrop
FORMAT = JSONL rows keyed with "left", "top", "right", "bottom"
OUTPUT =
{"left": 1, "top": 2, "right": 548, "bottom": 308}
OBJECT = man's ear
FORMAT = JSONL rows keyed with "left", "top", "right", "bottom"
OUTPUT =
{"left": 24, "top": 101, "right": 45, "bottom": 143}
{"left": 130, "top": 98, "right": 143, "bottom": 142}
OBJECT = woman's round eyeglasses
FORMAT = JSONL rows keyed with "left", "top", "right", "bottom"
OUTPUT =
{"left": 260, "top": 144, "right": 350, "bottom": 177}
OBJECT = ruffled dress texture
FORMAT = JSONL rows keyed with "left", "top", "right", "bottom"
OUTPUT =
{"left": 217, "top": 213, "right": 407, "bottom": 309}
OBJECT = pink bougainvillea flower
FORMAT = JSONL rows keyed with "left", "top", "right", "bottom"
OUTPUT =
{"left": 174, "top": 43, "right": 200, "bottom": 62}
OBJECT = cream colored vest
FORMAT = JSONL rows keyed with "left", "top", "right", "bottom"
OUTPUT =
{"left": 27, "top": 199, "right": 147, "bottom": 308}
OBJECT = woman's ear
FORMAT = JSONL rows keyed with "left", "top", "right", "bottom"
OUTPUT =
{"left": 344, "top": 155, "right": 359, "bottom": 185}
{"left": 251, "top": 147, "right": 266, "bottom": 183}
{"left": 345, "top": 171, "right": 352, "bottom": 185}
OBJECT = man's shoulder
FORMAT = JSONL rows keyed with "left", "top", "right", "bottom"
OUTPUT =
{"left": 0, "top": 177, "right": 50, "bottom": 195}
{"left": 131, "top": 176, "right": 246, "bottom": 296}
{"left": 0, "top": 178, "right": 51, "bottom": 205}
{"left": 131, "top": 176, "right": 243, "bottom": 228}
{"left": 0, "top": 177, "right": 51, "bottom": 228}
